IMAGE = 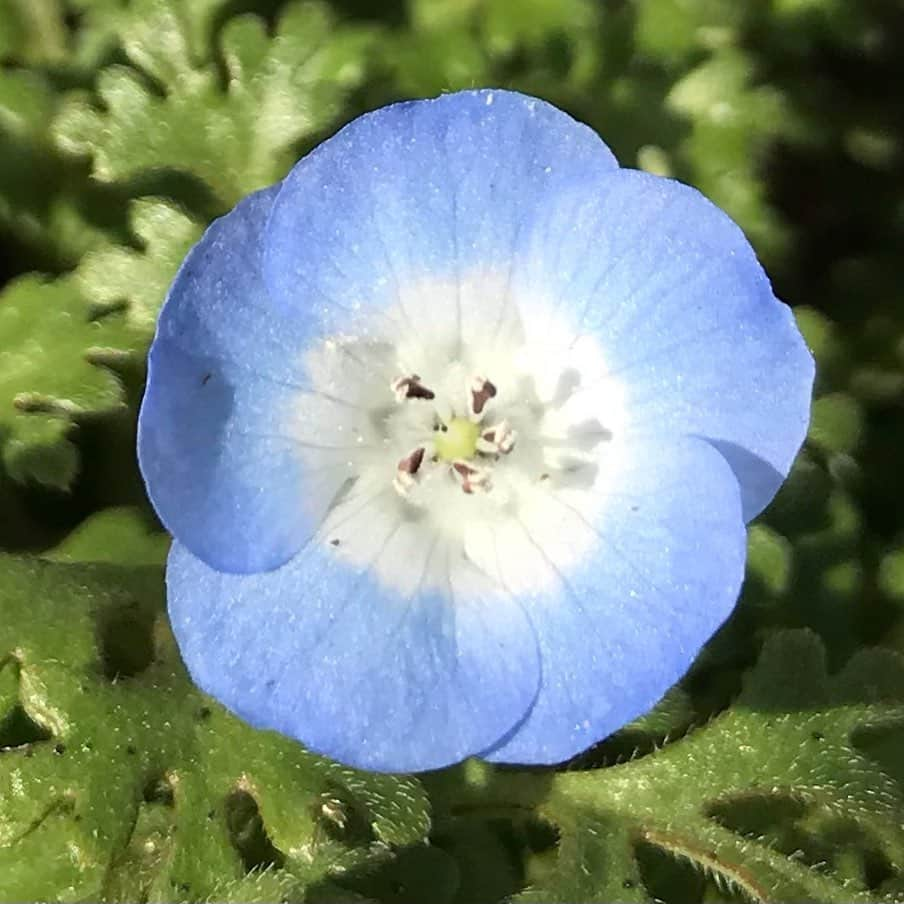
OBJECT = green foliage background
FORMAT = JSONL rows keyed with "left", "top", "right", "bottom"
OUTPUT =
{"left": 1, "top": 0, "right": 903, "bottom": 901}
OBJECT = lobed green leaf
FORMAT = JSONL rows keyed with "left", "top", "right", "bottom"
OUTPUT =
{"left": 0, "top": 555, "right": 431, "bottom": 902}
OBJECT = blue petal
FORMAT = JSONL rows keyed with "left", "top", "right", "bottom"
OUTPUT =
{"left": 263, "top": 90, "right": 809, "bottom": 519}
{"left": 510, "top": 168, "right": 814, "bottom": 521}
{"left": 166, "top": 530, "right": 540, "bottom": 772}
{"left": 483, "top": 435, "right": 746, "bottom": 765}
{"left": 261, "top": 89, "right": 619, "bottom": 339}
{"left": 138, "top": 186, "right": 352, "bottom": 574}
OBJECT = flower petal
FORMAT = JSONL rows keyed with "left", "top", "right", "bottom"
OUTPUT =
{"left": 261, "top": 89, "right": 619, "bottom": 351}
{"left": 138, "top": 186, "right": 356, "bottom": 574}
{"left": 166, "top": 519, "right": 540, "bottom": 772}
{"left": 140, "top": 89, "right": 811, "bottom": 774}
{"left": 482, "top": 435, "right": 746, "bottom": 765}
{"left": 512, "top": 168, "right": 814, "bottom": 521}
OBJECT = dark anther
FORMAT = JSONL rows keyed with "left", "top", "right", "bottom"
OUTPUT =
{"left": 330, "top": 538, "right": 341, "bottom": 547}
{"left": 408, "top": 383, "right": 435, "bottom": 400}
{"left": 201, "top": 373, "right": 211, "bottom": 385}
{"left": 470, "top": 378, "right": 497, "bottom": 415}
{"left": 478, "top": 420, "right": 515, "bottom": 454}
{"left": 393, "top": 374, "right": 435, "bottom": 401}
{"left": 452, "top": 460, "right": 478, "bottom": 494}
{"left": 399, "top": 447, "right": 426, "bottom": 475}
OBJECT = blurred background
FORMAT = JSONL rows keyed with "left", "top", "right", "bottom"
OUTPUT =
{"left": 2, "top": 0, "right": 904, "bottom": 901}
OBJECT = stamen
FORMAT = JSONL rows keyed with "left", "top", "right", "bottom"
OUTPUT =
{"left": 476, "top": 420, "right": 516, "bottom": 455}
{"left": 393, "top": 446, "right": 427, "bottom": 497}
{"left": 451, "top": 460, "right": 492, "bottom": 495}
{"left": 391, "top": 374, "right": 435, "bottom": 402}
{"left": 469, "top": 376, "right": 497, "bottom": 419}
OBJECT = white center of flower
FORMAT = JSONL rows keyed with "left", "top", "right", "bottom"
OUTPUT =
{"left": 293, "top": 270, "right": 628, "bottom": 600}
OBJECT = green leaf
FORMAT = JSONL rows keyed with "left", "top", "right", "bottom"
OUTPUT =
{"left": 667, "top": 48, "right": 797, "bottom": 262}
{"left": 517, "top": 811, "right": 647, "bottom": 903}
{"left": 550, "top": 632, "right": 904, "bottom": 901}
{"left": 879, "top": 549, "right": 904, "bottom": 605}
{"left": 794, "top": 306, "right": 851, "bottom": 394}
{"left": 0, "top": 662, "right": 16, "bottom": 721}
{"left": 431, "top": 632, "right": 904, "bottom": 903}
{"left": 117, "top": 0, "right": 233, "bottom": 76}
{"left": 634, "top": 0, "right": 743, "bottom": 63}
{"left": 747, "top": 524, "right": 793, "bottom": 597}
{"left": 0, "top": 556, "right": 431, "bottom": 902}
{"left": 0, "top": 0, "right": 135, "bottom": 73}
{"left": 480, "top": 0, "right": 597, "bottom": 57}
{"left": 390, "top": 0, "right": 601, "bottom": 99}
{"left": 0, "top": 274, "right": 139, "bottom": 488}
{"left": 76, "top": 197, "right": 204, "bottom": 335}
{"left": 46, "top": 507, "right": 169, "bottom": 567}
{"left": 0, "top": 69, "right": 129, "bottom": 270}
{"left": 433, "top": 818, "right": 520, "bottom": 904}
{"left": 809, "top": 393, "right": 865, "bottom": 456}
{"left": 0, "top": 196, "right": 200, "bottom": 488}
{"left": 0, "top": 0, "right": 66, "bottom": 65}
{"left": 54, "top": 0, "right": 376, "bottom": 208}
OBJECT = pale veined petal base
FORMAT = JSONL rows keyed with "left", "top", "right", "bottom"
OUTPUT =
{"left": 289, "top": 268, "right": 629, "bottom": 603}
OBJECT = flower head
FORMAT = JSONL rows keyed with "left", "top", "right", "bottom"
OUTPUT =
{"left": 138, "top": 89, "right": 814, "bottom": 772}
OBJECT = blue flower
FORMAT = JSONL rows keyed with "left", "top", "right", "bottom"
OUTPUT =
{"left": 138, "top": 89, "right": 813, "bottom": 772}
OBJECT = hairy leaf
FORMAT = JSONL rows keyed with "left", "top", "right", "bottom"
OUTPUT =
{"left": 429, "top": 632, "right": 904, "bottom": 903}
{"left": 46, "top": 507, "right": 169, "bottom": 567}
{"left": 54, "top": 0, "right": 376, "bottom": 208}
{"left": 0, "top": 196, "right": 200, "bottom": 488}
{"left": 0, "top": 0, "right": 66, "bottom": 65}
{"left": 0, "top": 69, "right": 128, "bottom": 271}
{"left": 0, "top": 275, "right": 138, "bottom": 488}
{"left": 0, "top": 556, "right": 431, "bottom": 903}
{"left": 76, "top": 197, "right": 203, "bottom": 334}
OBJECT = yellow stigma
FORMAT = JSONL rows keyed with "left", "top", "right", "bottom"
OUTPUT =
{"left": 435, "top": 418, "right": 480, "bottom": 461}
